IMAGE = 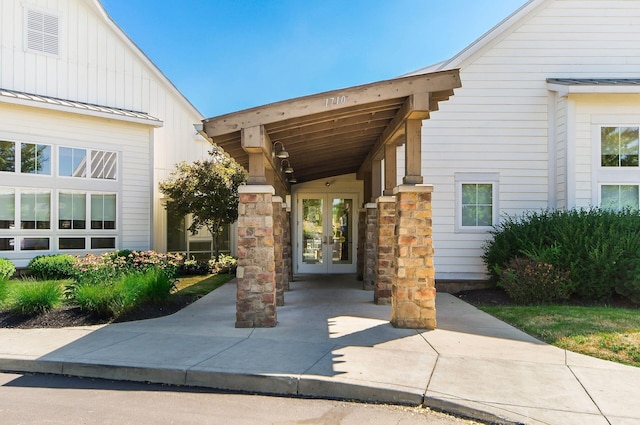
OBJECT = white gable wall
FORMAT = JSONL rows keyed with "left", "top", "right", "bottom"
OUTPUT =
{"left": 0, "top": 0, "right": 212, "bottom": 262}
{"left": 421, "top": 0, "right": 640, "bottom": 280}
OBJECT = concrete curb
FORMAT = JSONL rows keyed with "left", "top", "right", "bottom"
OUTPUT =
{"left": 0, "top": 357, "right": 522, "bottom": 424}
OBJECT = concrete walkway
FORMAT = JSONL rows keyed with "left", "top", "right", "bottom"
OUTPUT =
{"left": 0, "top": 275, "right": 638, "bottom": 425}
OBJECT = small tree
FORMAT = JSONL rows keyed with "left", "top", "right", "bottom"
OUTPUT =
{"left": 159, "top": 148, "right": 246, "bottom": 260}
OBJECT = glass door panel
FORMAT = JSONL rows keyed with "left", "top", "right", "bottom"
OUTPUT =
{"left": 302, "top": 198, "right": 324, "bottom": 267}
{"left": 331, "top": 198, "right": 352, "bottom": 265}
{"left": 297, "top": 194, "right": 357, "bottom": 274}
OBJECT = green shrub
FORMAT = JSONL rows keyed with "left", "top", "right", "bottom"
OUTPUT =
{"left": 208, "top": 254, "right": 238, "bottom": 274}
{"left": 484, "top": 208, "right": 640, "bottom": 302}
{"left": 73, "top": 283, "right": 116, "bottom": 316}
{"left": 9, "top": 280, "right": 63, "bottom": 316}
{"left": 28, "top": 254, "right": 76, "bottom": 280}
{"left": 70, "top": 269, "right": 175, "bottom": 317}
{"left": 499, "top": 256, "right": 574, "bottom": 304}
{"left": 0, "top": 258, "right": 15, "bottom": 281}
{"left": 614, "top": 260, "right": 640, "bottom": 305}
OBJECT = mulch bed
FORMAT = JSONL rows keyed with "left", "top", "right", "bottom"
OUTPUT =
{"left": 0, "top": 295, "right": 200, "bottom": 329}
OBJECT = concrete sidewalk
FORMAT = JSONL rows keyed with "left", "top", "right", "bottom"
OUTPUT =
{"left": 0, "top": 275, "right": 638, "bottom": 425}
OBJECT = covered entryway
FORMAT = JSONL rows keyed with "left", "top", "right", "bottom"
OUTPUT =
{"left": 200, "top": 70, "right": 461, "bottom": 329}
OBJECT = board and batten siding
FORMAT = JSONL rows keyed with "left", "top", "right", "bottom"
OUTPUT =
{"left": 420, "top": 0, "right": 640, "bottom": 280}
{"left": 0, "top": 0, "right": 213, "bottom": 255}
{"left": 0, "top": 102, "right": 151, "bottom": 267}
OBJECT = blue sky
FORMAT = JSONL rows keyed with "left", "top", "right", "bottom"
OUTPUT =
{"left": 100, "top": 0, "right": 528, "bottom": 117}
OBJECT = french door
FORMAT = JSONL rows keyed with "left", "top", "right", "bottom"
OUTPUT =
{"left": 296, "top": 193, "right": 357, "bottom": 274}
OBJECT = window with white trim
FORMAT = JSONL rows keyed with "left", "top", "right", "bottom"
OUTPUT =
{"left": 21, "top": 143, "right": 51, "bottom": 175}
{"left": 25, "top": 8, "right": 59, "bottom": 56}
{"left": 600, "top": 184, "right": 639, "bottom": 211}
{"left": 90, "top": 194, "right": 116, "bottom": 229}
{"left": 596, "top": 125, "right": 640, "bottom": 210}
{"left": 58, "top": 192, "right": 86, "bottom": 229}
{"left": 0, "top": 188, "right": 15, "bottom": 229}
{"left": 0, "top": 141, "right": 16, "bottom": 172}
{"left": 90, "top": 150, "right": 117, "bottom": 180}
{"left": 59, "top": 147, "right": 87, "bottom": 177}
{"left": 455, "top": 173, "right": 499, "bottom": 232}
{"left": 20, "top": 190, "right": 51, "bottom": 229}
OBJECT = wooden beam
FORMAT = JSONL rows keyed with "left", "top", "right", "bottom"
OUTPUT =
{"left": 384, "top": 143, "right": 397, "bottom": 196}
{"left": 203, "top": 69, "right": 461, "bottom": 137}
{"left": 357, "top": 93, "right": 428, "bottom": 177}
{"left": 403, "top": 119, "right": 423, "bottom": 185}
{"left": 371, "top": 158, "right": 382, "bottom": 201}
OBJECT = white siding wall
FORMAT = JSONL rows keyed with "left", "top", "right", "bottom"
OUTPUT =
{"left": 573, "top": 93, "right": 640, "bottom": 207}
{"left": 0, "top": 0, "right": 211, "bottom": 257}
{"left": 0, "top": 102, "right": 150, "bottom": 267}
{"left": 422, "top": 0, "right": 640, "bottom": 279}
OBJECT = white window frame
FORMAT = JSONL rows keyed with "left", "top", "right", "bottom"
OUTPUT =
{"left": 592, "top": 122, "right": 640, "bottom": 207}
{"left": 598, "top": 183, "right": 640, "bottom": 211}
{"left": 58, "top": 146, "right": 87, "bottom": 178}
{"left": 455, "top": 173, "right": 499, "bottom": 233}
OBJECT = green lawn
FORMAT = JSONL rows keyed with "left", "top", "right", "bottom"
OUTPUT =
{"left": 481, "top": 305, "right": 640, "bottom": 367}
{"left": 174, "top": 273, "right": 234, "bottom": 296}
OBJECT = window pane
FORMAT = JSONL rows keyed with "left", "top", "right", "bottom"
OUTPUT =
{"left": 601, "top": 185, "right": 639, "bottom": 211}
{"left": 0, "top": 238, "right": 15, "bottom": 251}
{"left": 601, "top": 127, "right": 620, "bottom": 167}
{"left": 91, "top": 151, "right": 117, "bottom": 179}
{"left": 59, "top": 147, "right": 86, "bottom": 177}
{"left": 59, "top": 193, "right": 86, "bottom": 229}
{"left": 461, "top": 184, "right": 477, "bottom": 205}
{"left": 104, "top": 194, "right": 116, "bottom": 229}
{"left": 461, "top": 183, "right": 493, "bottom": 227}
{"left": 620, "top": 185, "right": 639, "bottom": 209}
{"left": 461, "top": 205, "right": 477, "bottom": 227}
{"left": 21, "top": 191, "right": 50, "bottom": 229}
{"left": 167, "top": 210, "right": 186, "bottom": 252}
{"left": 189, "top": 241, "right": 212, "bottom": 252}
{"left": 59, "top": 237, "right": 85, "bottom": 250}
{"left": 21, "top": 237, "right": 49, "bottom": 251}
{"left": 91, "top": 237, "right": 115, "bottom": 249}
{"left": 601, "top": 185, "right": 619, "bottom": 210}
{"left": 477, "top": 206, "right": 493, "bottom": 227}
{"left": 91, "top": 194, "right": 104, "bottom": 229}
{"left": 0, "top": 189, "right": 15, "bottom": 229}
{"left": 21, "top": 143, "right": 50, "bottom": 175}
{"left": 0, "top": 141, "right": 15, "bottom": 172}
{"left": 477, "top": 184, "right": 493, "bottom": 204}
{"left": 620, "top": 127, "right": 639, "bottom": 167}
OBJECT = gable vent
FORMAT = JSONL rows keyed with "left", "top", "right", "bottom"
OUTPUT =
{"left": 26, "top": 9, "right": 59, "bottom": 56}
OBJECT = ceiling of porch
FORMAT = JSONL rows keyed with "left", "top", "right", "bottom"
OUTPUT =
{"left": 201, "top": 69, "right": 461, "bottom": 184}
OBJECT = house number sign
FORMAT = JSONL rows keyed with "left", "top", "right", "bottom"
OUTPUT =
{"left": 325, "top": 95, "right": 348, "bottom": 107}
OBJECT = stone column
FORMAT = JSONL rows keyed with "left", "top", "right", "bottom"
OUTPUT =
{"left": 391, "top": 185, "right": 436, "bottom": 329}
{"left": 363, "top": 203, "right": 377, "bottom": 291}
{"left": 375, "top": 196, "right": 395, "bottom": 304}
{"left": 284, "top": 210, "right": 293, "bottom": 291}
{"left": 356, "top": 209, "right": 366, "bottom": 282}
{"left": 236, "top": 185, "right": 277, "bottom": 328}
{"left": 273, "top": 196, "right": 284, "bottom": 307}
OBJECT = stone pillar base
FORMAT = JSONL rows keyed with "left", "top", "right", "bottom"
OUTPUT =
{"left": 363, "top": 203, "right": 377, "bottom": 291}
{"left": 236, "top": 185, "right": 277, "bottom": 328}
{"left": 390, "top": 185, "right": 436, "bottom": 329}
{"left": 375, "top": 196, "right": 395, "bottom": 304}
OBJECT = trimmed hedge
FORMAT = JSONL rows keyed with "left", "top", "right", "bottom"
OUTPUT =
{"left": 28, "top": 254, "right": 76, "bottom": 280}
{"left": 483, "top": 208, "right": 640, "bottom": 303}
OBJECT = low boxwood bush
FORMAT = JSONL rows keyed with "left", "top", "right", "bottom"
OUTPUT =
{"left": 0, "top": 258, "right": 15, "bottom": 282}
{"left": 9, "top": 280, "right": 63, "bottom": 316}
{"left": 28, "top": 254, "right": 76, "bottom": 280}
{"left": 484, "top": 208, "right": 640, "bottom": 303}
